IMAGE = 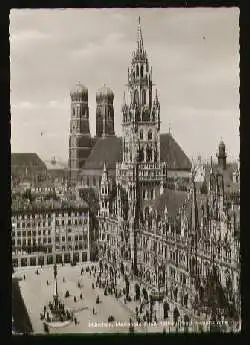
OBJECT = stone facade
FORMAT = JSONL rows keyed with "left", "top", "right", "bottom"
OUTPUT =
{"left": 97, "top": 18, "right": 240, "bottom": 325}
{"left": 12, "top": 203, "right": 90, "bottom": 267}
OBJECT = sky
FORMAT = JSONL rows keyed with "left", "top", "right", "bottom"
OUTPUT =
{"left": 10, "top": 8, "right": 240, "bottom": 164}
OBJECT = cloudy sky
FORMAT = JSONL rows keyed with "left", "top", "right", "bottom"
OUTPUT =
{"left": 10, "top": 8, "right": 239, "bottom": 164}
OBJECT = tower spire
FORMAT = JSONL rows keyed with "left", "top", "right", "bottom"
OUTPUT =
{"left": 137, "top": 16, "right": 144, "bottom": 51}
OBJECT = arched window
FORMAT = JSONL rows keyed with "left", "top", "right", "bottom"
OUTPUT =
{"left": 140, "top": 129, "right": 143, "bottom": 140}
{"left": 136, "top": 65, "right": 139, "bottom": 76}
{"left": 134, "top": 89, "right": 139, "bottom": 106}
{"left": 142, "top": 89, "right": 146, "bottom": 105}
{"left": 140, "top": 65, "right": 143, "bottom": 77}
{"left": 148, "top": 130, "right": 152, "bottom": 140}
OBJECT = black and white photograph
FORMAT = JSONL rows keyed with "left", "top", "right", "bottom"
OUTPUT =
{"left": 10, "top": 8, "right": 240, "bottom": 335}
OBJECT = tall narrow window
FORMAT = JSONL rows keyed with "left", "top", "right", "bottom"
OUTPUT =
{"left": 151, "top": 189, "right": 154, "bottom": 200}
{"left": 140, "top": 65, "right": 143, "bottom": 77}
{"left": 148, "top": 130, "right": 152, "bottom": 140}
{"left": 140, "top": 129, "right": 143, "bottom": 140}
{"left": 134, "top": 89, "right": 139, "bottom": 106}
{"left": 142, "top": 89, "right": 146, "bottom": 105}
{"left": 136, "top": 65, "right": 139, "bottom": 76}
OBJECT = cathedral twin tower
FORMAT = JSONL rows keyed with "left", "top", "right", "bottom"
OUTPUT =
{"left": 68, "top": 83, "right": 115, "bottom": 177}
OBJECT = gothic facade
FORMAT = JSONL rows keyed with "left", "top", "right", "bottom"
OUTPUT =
{"left": 97, "top": 19, "right": 240, "bottom": 326}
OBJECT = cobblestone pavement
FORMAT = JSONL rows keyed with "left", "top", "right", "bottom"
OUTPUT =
{"left": 13, "top": 264, "right": 135, "bottom": 334}
{"left": 13, "top": 264, "right": 240, "bottom": 334}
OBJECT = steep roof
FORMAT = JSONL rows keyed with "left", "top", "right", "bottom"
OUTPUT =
{"left": 160, "top": 133, "right": 192, "bottom": 170}
{"left": 153, "top": 188, "right": 188, "bottom": 218}
{"left": 83, "top": 136, "right": 122, "bottom": 170}
{"left": 44, "top": 159, "right": 68, "bottom": 171}
{"left": 83, "top": 132, "right": 191, "bottom": 172}
{"left": 11, "top": 153, "right": 47, "bottom": 170}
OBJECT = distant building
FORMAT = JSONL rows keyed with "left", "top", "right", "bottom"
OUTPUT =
{"left": 12, "top": 199, "right": 90, "bottom": 267}
{"left": 203, "top": 141, "right": 240, "bottom": 205}
{"left": 11, "top": 153, "right": 47, "bottom": 183}
{"left": 68, "top": 83, "right": 95, "bottom": 181}
{"left": 44, "top": 157, "right": 69, "bottom": 181}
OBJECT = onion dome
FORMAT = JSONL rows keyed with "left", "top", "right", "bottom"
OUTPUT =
{"left": 70, "top": 82, "right": 88, "bottom": 101}
{"left": 96, "top": 84, "right": 114, "bottom": 103}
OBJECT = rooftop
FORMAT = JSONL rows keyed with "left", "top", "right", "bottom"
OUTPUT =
{"left": 83, "top": 136, "right": 122, "bottom": 170}
{"left": 153, "top": 188, "right": 188, "bottom": 218}
{"left": 83, "top": 133, "right": 192, "bottom": 171}
{"left": 11, "top": 198, "right": 88, "bottom": 214}
{"left": 11, "top": 153, "right": 47, "bottom": 170}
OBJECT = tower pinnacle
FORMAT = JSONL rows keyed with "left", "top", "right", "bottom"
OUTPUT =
{"left": 137, "top": 16, "right": 144, "bottom": 51}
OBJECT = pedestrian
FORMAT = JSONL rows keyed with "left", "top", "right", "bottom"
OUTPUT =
{"left": 184, "top": 314, "right": 190, "bottom": 333}
{"left": 140, "top": 303, "right": 143, "bottom": 314}
{"left": 80, "top": 293, "right": 82, "bottom": 300}
{"left": 93, "top": 307, "right": 95, "bottom": 315}
{"left": 46, "top": 280, "right": 49, "bottom": 285}
{"left": 173, "top": 306, "right": 180, "bottom": 327}
{"left": 23, "top": 274, "right": 26, "bottom": 280}
{"left": 74, "top": 296, "right": 77, "bottom": 303}
{"left": 74, "top": 317, "right": 77, "bottom": 325}
{"left": 63, "top": 277, "right": 65, "bottom": 283}
{"left": 164, "top": 301, "right": 169, "bottom": 320}
{"left": 129, "top": 318, "right": 134, "bottom": 334}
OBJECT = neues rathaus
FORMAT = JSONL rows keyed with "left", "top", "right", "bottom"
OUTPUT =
{"left": 70, "top": 18, "right": 240, "bottom": 329}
